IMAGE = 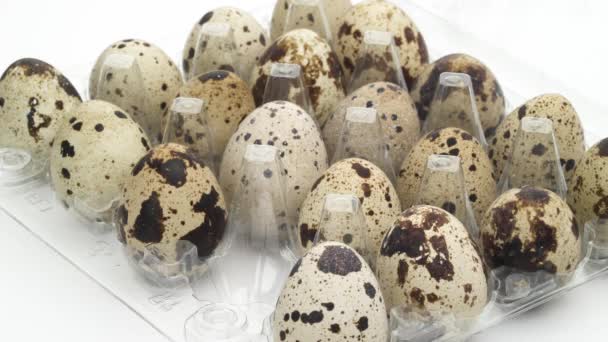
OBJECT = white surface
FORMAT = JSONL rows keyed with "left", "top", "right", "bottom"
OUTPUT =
{"left": 0, "top": 1, "right": 607, "bottom": 341}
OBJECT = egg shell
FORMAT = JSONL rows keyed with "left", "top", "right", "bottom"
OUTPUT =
{"left": 219, "top": 101, "right": 328, "bottom": 213}
{"left": 0, "top": 58, "right": 81, "bottom": 160}
{"left": 89, "top": 39, "right": 183, "bottom": 141}
{"left": 298, "top": 158, "right": 401, "bottom": 256}
{"left": 166, "top": 70, "right": 255, "bottom": 158}
{"left": 489, "top": 94, "right": 586, "bottom": 183}
{"left": 182, "top": 7, "right": 268, "bottom": 82}
{"left": 117, "top": 143, "right": 227, "bottom": 261}
{"left": 376, "top": 205, "right": 488, "bottom": 317}
{"left": 250, "top": 28, "right": 345, "bottom": 125}
{"left": 49, "top": 100, "right": 150, "bottom": 209}
{"left": 481, "top": 186, "right": 581, "bottom": 275}
{"left": 273, "top": 241, "right": 388, "bottom": 342}
{"left": 397, "top": 127, "right": 496, "bottom": 220}
{"left": 411, "top": 53, "right": 505, "bottom": 136}
{"left": 568, "top": 138, "right": 608, "bottom": 225}
{"left": 322, "top": 81, "right": 420, "bottom": 168}
{"left": 270, "top": 0, "right": 352, "bottom": 41}
{"left": 334, "top": 0, "right": 429, "bottom": 87}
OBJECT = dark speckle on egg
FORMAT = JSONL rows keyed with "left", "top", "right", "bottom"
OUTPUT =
{"left": 317, "top": 245, "right": 362, "bottom": 276}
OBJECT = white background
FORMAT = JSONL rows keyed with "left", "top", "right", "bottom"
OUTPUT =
{"left": 1, "top": 1, "right": 607, "bottom": 341}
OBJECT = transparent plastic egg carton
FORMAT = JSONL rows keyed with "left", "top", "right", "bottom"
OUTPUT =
{"left": 1, "top": 1, "right": 607, "bottom": 342}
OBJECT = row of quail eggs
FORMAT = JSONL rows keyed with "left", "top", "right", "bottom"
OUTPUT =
{"left": 1, "top": 0, "right": 608, "bottom": 341}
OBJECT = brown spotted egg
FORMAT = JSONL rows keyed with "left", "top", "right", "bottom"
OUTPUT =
{"left": 489, "top": 94, "right": 586, "bottom": 182}
{"left": 334, "top": 0, "right": 429, "bottom": 87}
{"left": 219, "top": 101, "right": 328, "bottom": 213}
{"left": 397, "top": 128, "right": 496, "bottom": 220}
{"left": 89, "top": 39, "right": 183, "bottom": 141}
{"left": 568, "top": 138, "right": 608, "bottom": 225}
{"left": 250, "top": 28, "right": 345, "bottom": 125}
{"left": 0, "top": 58, "right": 81, "bottom": 160}
{"left": 49, "top": 100, "right": 151, "bottom": 210}
{"left": 165, "top": 70, "right": 255, "bottom": 159}
{"left": 270, "top": 0, "right": 352, "bottom": 41}
{"left": 298, "top": 158, "right": 401, "bottom": 256}
{"left": 117, "top": 143, "right": 227, "bottom": 261}
{"left": 481, "top": 186, "right": 581, "bottom": 276}
{"left": 376, "top": 205, "right": 488, "bottom": 316}
{"left": 182, "top": 7, "right": 268, "bottom": 81}
{"left": 273, "top": 241, "right": 388, "bottom": 342}
{"left": 322, "top": 82, "right": 420, "bottom": 168}
{"left": 411, "top": 53, "right": 505, "bottom": 136}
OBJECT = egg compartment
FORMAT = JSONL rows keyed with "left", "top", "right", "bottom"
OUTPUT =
{"left": 386, "top": 220, "right": 608, "bottom": 342}
{"left": 282, "top": 0, "right": 333, "bottom": 46}
{"left": 187, "top": 22, "right": 244, "bottom": 81}
{"left": 0, "top": 148, "right": 48, "bottom": 188}
{"left": 260, "top": 63, "right": 315, "bottom": 119}
{"left": 1, "top": 1, "right": 607, "bottom": 342}
{"left": 346, "top": 29, "right": 408, "bottom": 93}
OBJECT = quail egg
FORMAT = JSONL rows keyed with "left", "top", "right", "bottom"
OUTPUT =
{"left": 270, "top": 0, "right": 352, "bottom": 41}
{"left": 0, "top": 58, "right": 81, "bottom": 160}
{"left": 376, "top": 205, "right": 488, "bottom": 316}
{"left": 117, "top": 143, "right": 227, "bottom": 261}
{"left": 250, "top": 28, "right": 345, "bottom": 125}
{"left": 273, "top": 241, "right": 388, "bottom": 342}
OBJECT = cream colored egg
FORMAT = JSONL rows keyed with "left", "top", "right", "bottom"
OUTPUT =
{"left": 250, "top": 29, "right": 345, "bottom": 125}
{"left": 481, "top": 186, "right": 581, "bottom": 276}
{"left": 49, "top": 100, "right": 150, "bottom": 210}
{"left": 165, "top": 70, "right": 255, "bottom": 159}
{"left": 270, "top": 0, "right": 352, "bottom": 41}
{"left": 568, "top": 138, "right": 608, "bottom": 225}
{"left": 397, "top": 127, "right": 496, "bottom": 220}
{"left": 89, "top": 39, "right": 183, "bottom": 141}
{"left": 273, "top": 241, "right": 388, "bottom": 342}
{"left": 489, "top": 94, "right": 586, "bottom": 182}
{"left": 298, "top": 158, "right": 401, "bottom": 256}
{"left": 322, "top": 81, "right": 420, "bottom": 168}
{"left": 376, "top": 205, "right": 488, "bottom": 316}
{"left": 410, "top": 53, "right": 505, "bottom": 136}
{"left": 334, "top": 0, "right": 429, "bottom": 87}
{"left": 117, "top": 143, "right": 227, "bottom": 261}
{"left": 182, "top": 7, "right": 268, "bottom": 82}
{"left": 0, "top": 58, "right": 81, "bottom": 160}
{"left": 219, "top": 101, "right": 328, "bottom": 213}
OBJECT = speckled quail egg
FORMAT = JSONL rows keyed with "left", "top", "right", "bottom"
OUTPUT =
{"left": 270, "top": 0, "right": 352, "bottom": 41}
{"left": 165, "top": 70, "right": 255, "bottom": 159}
{"left": 334, "top": 0, "right": 429, "bottom": 87}
{"left": 322, "top": 82, "right": 420, "bottom": 168}
{"left": 116, "top": 143, "right": 227, "bottom": 261}
{"left": 411, "top": 53, "right": 505, "bottom": 137}
{"left": 397, "top": 128, "right": 496, "bottom": 220}
{"left": 376, "top": 205, "right": 488, "bottom": 316}
{"left": 298, "top": 158, "right": 401, "bottom": 256}
{"left": 0, "top": 58, "right": 81, "bottom": 160}
{"left": 182, "top": 7, "right": 268, "bottom": 82}
{"left": 250, "top": 28, "right": 345, "bottom": 125}
{"left": 568, "top": 138, "right": 608, "bottom": 225}
{"left": 49, "top": 100, "right": 151, "bottom": 210}
{"left": 481, "top": 186, "right": 581, "bottom": 275}
{"left": 273, "top": 241, "right": 388, "bottom": 342}
{"left": 489, "top": 94, "right": 586, "bottom": 182}
{"left": 220, "top": 101, "right": 328, "bottom": 213}
{"left": 89, "top": 39, "right": 183, "bottom": 141}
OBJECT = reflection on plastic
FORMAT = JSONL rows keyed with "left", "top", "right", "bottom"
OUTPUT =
{"left": 497, "top": 117, "right": 567, "bottom": 198}
{"left": 423, "top": 72, "right": 487, "bottom": 149}
{"left": 93, "top": 54, "right": 151, "bottom": 139}
{"left": 192, "top": 144, "right": 299, "bottom": 308}
{"left": 413, "top": 154, "right": 479, "bottom": 240}
{"left": 348, "top": 30, "right": 407, "bottom": 94}
{"left": 332, "top": 107, "right": 397, "bottom": 183}
{"left": 162, "top": 97, "right": 218, "bottom": 174}
{"left": 262, "top": 63, "right": 315, "bottom": 118}
{"left": 284, "top": 0, "right": 332, "bottom": 44}
{"left": 313, "top": 193, "right": 373, "bottom": 268}
{"left": 389, "top": 306, "right": 462, "bottom": 342}
{"left": 189, "top": 23, "right": 241, "bottom": 80}
{"left": 0, "top": 147, "right": 48, "bottom": 188}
